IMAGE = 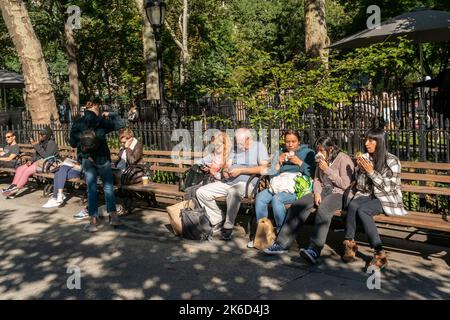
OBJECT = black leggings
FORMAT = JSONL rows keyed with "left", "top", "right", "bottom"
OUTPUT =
{"left": 345, "top": 196, "right": 384, "bottom": 250}
{"left": 276, "top": 192, "right": 345, "bottom": 251}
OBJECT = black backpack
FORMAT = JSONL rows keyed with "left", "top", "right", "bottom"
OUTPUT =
{"left": 79, "top": 129, "right": 100, "bottom": 154}
{"left": 120, "top": 164, "right": 148, "bottom": 185}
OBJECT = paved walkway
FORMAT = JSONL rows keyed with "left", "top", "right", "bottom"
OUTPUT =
{"left": 0, "top": 184, "right": 449, "bottom": 300}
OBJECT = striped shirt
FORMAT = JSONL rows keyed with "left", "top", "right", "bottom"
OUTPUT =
{"left": 354, "top": 152, "right": 408, "bottom": 216}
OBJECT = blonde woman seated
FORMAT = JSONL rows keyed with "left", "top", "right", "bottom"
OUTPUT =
{"left": 196, "top": 131, "right": 232, "bottom": 181}
{"left": 167, "top": 131, "right": 232, "bottom": 235}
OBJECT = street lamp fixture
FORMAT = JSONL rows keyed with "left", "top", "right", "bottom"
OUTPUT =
{"left": 145, "top": 0, "right": 166, "bottom": 32}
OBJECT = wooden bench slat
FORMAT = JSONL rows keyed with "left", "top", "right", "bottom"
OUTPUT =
{"left": 121, "top": 182, "right": 183, "bottom": 197}
{"left": 374, "top": 213, "right": 450, "bottom": 232}
{"left": 401, "top": 161, "right": 450, "bottom": 171}
{"left": 401, "top": 172, "right": 450, "bottom": 184}
{"left": 142, "top": 157, "right": 194, "bottom": 165}
{"left": 150, "top": 166, "right": 188, "bottom": 173}
{"left": 401, "top": 184, "right": 450, "bottom": 196}
{"left": 142, "top": 150, "right": 203, "bottom": 157}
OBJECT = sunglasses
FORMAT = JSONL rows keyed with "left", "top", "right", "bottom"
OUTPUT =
{"left": 5, "top": 135, "right": 13, "bottom": 139}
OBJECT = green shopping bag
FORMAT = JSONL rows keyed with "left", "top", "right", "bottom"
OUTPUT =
{"left": 294, "top": 175, "right": 313, "bottom": 199}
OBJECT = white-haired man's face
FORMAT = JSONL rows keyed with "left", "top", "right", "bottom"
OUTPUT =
{"left": 235, "top": 130, "right": 252, "bottom": 151}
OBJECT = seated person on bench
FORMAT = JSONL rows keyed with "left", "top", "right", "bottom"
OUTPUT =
{"left": 253, "top": 130, "right": 315, "bottom": 237}
{"left": 41, "top": 157, "right": 82, "bottom": 208}
{"left": 2, "top": 127, "right": 58, "bottom": 198}
{"left": 264, "top": 135, "right": 354, "bottom": 265}
{"left": 113, "top": 128, "right": 143, "bottom": 176}
{"left": 342, "top": 128, "right": 407, "bottom": 270}
{"left": 196, "top": 128, "right": 270, "bottom": 240}
{"left": 196, "top": 131, "right": 232, "bottom": 182}
{"left": 0, "top": 131, "right": 20, "bottom": 168}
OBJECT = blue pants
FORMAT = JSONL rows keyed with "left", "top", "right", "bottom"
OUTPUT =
{"left": 82, "top": 159, "right": 116, "bottom": 218}
{"left": 255, "top": 189, "right": 297, "bottom": 232}
{"left": 53, "top": 165, "right": 81, "bottom": 198}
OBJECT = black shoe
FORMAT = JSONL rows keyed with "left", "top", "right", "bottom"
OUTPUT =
{"left": 220, "top": 228, "right": 233, "bottom": 241}
{"left": 299, "top": 247, "right": 320, "bottom": 264}
{"left": 2, "top": 186, "right": 18, "bottom": 197}
{"left": 2, "top": 184, "right": 16, "bottom": 193}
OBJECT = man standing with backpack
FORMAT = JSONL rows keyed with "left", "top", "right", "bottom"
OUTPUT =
{"left": 69, "top": 100, "right": 125, "bottom": 232}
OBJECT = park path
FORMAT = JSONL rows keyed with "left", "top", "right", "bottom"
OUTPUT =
{"left": 0, "top": 183, "right": 449, "bottom": 300}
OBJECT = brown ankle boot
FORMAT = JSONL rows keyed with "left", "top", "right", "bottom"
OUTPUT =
{"left": 342, "top": 239, "right": 358, "bottom": 262}
{"left": 369, "top": 250, "right": 388, "bottom": 269}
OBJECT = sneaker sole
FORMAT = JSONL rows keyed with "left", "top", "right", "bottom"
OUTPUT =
{"left": 263, "top": 249, "right": 287, "bottom": 255}
{"left": 74, "top": 216, "right": 89, "bottom": 220}
{"left": 299, "top": 249, "right": 317, "bottom": 264}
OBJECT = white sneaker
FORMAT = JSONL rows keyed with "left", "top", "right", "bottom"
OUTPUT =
{"left": 42, "top": 197, "right": 62, "bottom": 208}
{"left": 73, "top": 208, "right": 89, "bottom": 220}
{"left": 83, "top": 222, "right": 98, "bottom": 232}
{"left": 56, "top": 193, "right": 66, "bottom": 203}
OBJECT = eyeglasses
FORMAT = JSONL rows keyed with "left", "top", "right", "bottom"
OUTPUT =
{"left": 5, "top": 135, "right": 13, "bottom": 139}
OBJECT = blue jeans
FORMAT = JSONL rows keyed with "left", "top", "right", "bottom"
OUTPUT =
{"left": 255, "top": 189, "right": 297, "bottom": 232}
{"left": 53, "top": 165, "right": 81, "bottom": 198}
{"left": 82, "top": 159, "right": 116, "bottom": 218}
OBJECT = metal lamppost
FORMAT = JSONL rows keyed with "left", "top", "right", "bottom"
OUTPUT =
{"left": 145, "top": 0, "right": 171, "bottom": 150}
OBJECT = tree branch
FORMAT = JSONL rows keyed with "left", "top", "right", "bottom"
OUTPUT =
{"left": 164, "top": 21, "right": 183, "bottom": 50}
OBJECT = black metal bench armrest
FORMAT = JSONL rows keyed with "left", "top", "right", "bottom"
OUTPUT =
{"left": 42, "top": 156, "right": 62, "bottom": 173}
{"left": 17, "top": 153, "right": 32, "bottom": 165}
{"left": 244, "top": 174, "right": 268, "bottom": 200}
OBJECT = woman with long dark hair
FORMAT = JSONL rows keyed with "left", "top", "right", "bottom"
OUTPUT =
{"left": 343, "top": 128, "right": 407, "bottom": 269}
{"left": 264, "top": 135, "right": 355, "bottom": 264}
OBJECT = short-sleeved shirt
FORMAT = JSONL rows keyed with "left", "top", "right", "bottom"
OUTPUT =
{"left": 1, "top": 144, "right": 20, "bottom": 158}
{"left": 226, "top": 141, "right": 269, "bottom": 185}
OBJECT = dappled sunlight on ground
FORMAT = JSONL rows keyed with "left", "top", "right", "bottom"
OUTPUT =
{"left": 0, "top": 181, "right": 449, "bottom": 300}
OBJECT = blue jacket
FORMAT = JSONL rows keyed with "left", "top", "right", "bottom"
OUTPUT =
{"left": 268, "top": 144, "right": 316, "bottom": 178}
{"left": 69, "top": 110, "right": 124, "bottom": 165}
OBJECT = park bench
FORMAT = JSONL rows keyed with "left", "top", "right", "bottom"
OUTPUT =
{"left": 372, "top": 161, "right": 450, "bottom": 234}
{"left": 119, "top": 152, "right": 450, "bottom": 237}
{"left": 2, "top": 145, "right": 449, "bottom": 237}
{"left": 118, "top": 150, "right": 201, "bottom": 211}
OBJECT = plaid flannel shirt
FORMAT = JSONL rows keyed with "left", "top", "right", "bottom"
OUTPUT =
{"left": 354, "top": 152, "right": 408, "bottom": 216}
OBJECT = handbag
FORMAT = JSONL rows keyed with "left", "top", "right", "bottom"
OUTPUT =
{"left": 181, "top": 164, "right": 209, "bottom": 192}
{"left": 166, "top": 200, "right": 194, "bottom": 236}
{"left": 120, "top": 164, "right": 148, "bottom": 185}
{"left": 180, "top": 198, "right": 213, "bottom": 241}
{"left": 253, "top": 218, "right": 277, "bottom": 250}
{"left": 269, "top": 172, "right": 299, "bottom": 194}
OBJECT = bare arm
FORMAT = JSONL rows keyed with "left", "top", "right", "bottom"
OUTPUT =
{"left": 230, "top": 161, "right": 270, "bottom": 177}
{"left": 0, "top": 153, "right": 18, "bottom": 161}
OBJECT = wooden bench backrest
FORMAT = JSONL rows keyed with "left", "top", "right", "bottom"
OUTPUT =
{"left": 14, "top": 146, "right": 450, "bottom": 193}
{"left": 399, "top": 161, "right": 450, "bottom": 197}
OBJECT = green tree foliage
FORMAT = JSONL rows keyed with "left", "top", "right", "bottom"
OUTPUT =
{"left": 1, "top": 0, "right": 449, "bottom": 111}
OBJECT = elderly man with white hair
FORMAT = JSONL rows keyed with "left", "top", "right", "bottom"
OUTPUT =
{"left": 196, "top": 128, "right": 270, "bottom": 240}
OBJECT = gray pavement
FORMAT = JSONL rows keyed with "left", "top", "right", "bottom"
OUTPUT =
{"left": 0, "top": 183, "right": 449, "bottom": 300}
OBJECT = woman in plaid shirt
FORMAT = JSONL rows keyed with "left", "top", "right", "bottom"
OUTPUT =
{"left": 343, "top": 128, "right": 407, "bottom": 270}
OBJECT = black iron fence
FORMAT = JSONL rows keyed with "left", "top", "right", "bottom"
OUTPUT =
{"left": 1, "top": 111, "right": 448, "bottom": 214}
{"left": 1, "top": 87, "right": 448, "bottom": 162}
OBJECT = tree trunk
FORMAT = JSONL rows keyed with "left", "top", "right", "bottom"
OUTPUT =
{"left": 304, "top": 0, "right": 330, "bottom": 67}
{"left": 179, "top": 0, "right": 189, "bottom": 85}
{"left": 134, "top": 0, "right": 159, "bottom": 100}
{"left": 65, "top": 24, "right": 79, "bottom": 114}
{"left": 164, "top": 1, "right": 189, "bottom": 87}
{"left": 0, "top": 0, "right": 58, "bottom": 124}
